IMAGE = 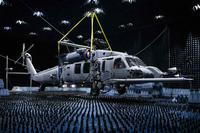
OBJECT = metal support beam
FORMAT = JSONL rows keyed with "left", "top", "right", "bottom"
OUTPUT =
{"left": 8, "top": 72, "right": 30, "bottom": 75}
{"left": 6, "top": 56, "right": 8, "bottom": 89}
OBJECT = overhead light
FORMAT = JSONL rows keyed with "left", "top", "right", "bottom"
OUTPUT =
{"left": 122, "top": 0, "right": 136, "bottom": 4}
{"left": 42, "top": 27, "right": 52, "bottom": 31}
{"left": 118, "top": 24, "right": 126, "bottom": 29}
{"left": 84, "top": 7, "right": 104, "bottom": 17}
{"left": 29, "top": 32, "right": 37, "bottom": 36}
{"left": 84, "top": 0, "right": 99, "bottom": 6}
{"left": 0, "top": 0, "right": 6, "bottom": 6}
{"left": 77, "top": 35, "right": 84, "bottom": 39}
{"left": 33, "top": 11, "right": 44, "bottom": 17}
{"left": 16, "top": 20, "right": 27, "bottom": 25}
{"left": 95, "top": 30, "right": 102, "bottom": 35}
{"left": 3, "top": 26, "right": 12, "bottom": 31}
{"left": 193, "top": 4, "right": 200, "bottom": 11}
{"left": 61, "top": 20, "right": 70, "bottom": 25}
{"left": 155, "top": 15, "right": 164, "bottom": 20}
{"left": 127, "top": 22, "right": 133, "bottom": 27}
{"left": 93, "top": 7, "right": 104, "bottom": 14}
{"left": 0, "top": 0, "right": 11, "bottom": 7}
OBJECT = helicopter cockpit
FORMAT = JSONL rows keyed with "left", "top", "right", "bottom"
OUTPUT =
{"left": 125, "top": 56, "right": 146, "bottom": 67}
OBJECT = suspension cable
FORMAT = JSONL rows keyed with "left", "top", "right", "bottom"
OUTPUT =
{"left": 94, "top": 14, "right": 112, "bottom": 51}
{"left": 134, "top": 26, "right": 167, "bottom": 56}
{"left": 57, "top": 14, "right": 88, "bottom": 54}
{"left": 90, "top": 13, "right": 95, "bottom": 51}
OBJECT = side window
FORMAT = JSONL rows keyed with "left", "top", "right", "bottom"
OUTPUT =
{"left": 102, "top": 61, "right": 105, "bottom": 71}
{"left": 83, "top": 62, "right": 90, "bottom": 73}
{"left": 113, "top": 58, "right": 126, "bottom": 69}
{"left": 74, "top": 64, "right": 81, "bottom": 74}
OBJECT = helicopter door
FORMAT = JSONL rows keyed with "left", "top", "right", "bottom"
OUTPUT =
{"left": 73, "top": 63, "right": 82, "bottom": 82}
{"left": 112, "top": 58, "right": 127, "bottom": 78}
{"left": 101, "top": 60, "right": 113, "bottom": 81}
{"left": 82, "top": 62, "right": 90, "bottom": 82}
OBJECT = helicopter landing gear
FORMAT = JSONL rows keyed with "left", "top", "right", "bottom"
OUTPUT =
{"left": 90, "top": 81, "right": 105, "bottom": 96}
{"left": 90, "top": 59, "right": 104, "bottom": 96}
{"left": 39, "top": 84, "right": 46, "bottom": 92}
{"left": 90, "top": 82, "right": 100, "bottom": 96}
{"left": 116, "top": 84, "right": 126, "bottom": 95}
{"left": 90, "top": 81, "right": 101, "bottom": 96}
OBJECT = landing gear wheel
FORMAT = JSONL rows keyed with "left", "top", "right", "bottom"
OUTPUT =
{"left": 39, "top": 84, "right": 46, "bottom": 92}
{"left": 90, "top": 88, "right": 100, "bottom": 96}
{"left": 116, "top": 84, "right": 126, "bottom": 95}
{"left": 90, "top": 82, "right": 100, "bottom": 96}
{"left": 97, "top": 81, "right": 104, "bottom": 90}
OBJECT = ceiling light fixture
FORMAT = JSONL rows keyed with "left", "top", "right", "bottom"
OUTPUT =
{"left": 122, "top": 0, "right": 136, "bottom": 4}
{"left": 43, "top": 27, "right": 52, "bottom": 31}
{"left": 0, "top": 0, "right": 6, "bottom": 6}
{"left": 3, "top": 26, "right": 12, "bottom": 31}
{"left": 61, "top": 20, "right": 71, "bottom": 25}
{"left": 16, "top": 20, "right": 27, "bottom": 25}
{"left": 193, "top": 4, "right": 200, "bottom": 11}
{"left": 33, "top": 11, "right": 44, "bottom": 17}
{"left": 155, "top": 15, "right": 164, "bottom": 20}
{"left": 85, "top": 0, "right": 99, "bottom": 5}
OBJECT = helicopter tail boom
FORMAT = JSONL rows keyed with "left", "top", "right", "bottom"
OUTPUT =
{"left": 25, "top": 53, "right": 37, "bottom": 78}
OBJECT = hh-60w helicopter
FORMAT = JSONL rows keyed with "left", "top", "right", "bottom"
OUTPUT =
{"left": 24, "top": 12, "right": 192, "bottom": 96}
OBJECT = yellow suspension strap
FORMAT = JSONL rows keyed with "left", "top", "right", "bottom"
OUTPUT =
{"left": 90, "top": 12, "right": 95, "bottom": 52}
{"left": 57, "top": 14, "right": 88, "bottom": 54}
{"left": 94, "top": 13, "right": 112, "bottom": 51}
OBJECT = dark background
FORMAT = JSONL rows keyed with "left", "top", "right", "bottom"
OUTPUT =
{"left": 0, "top": 0, "right": 199, "bottom": 89}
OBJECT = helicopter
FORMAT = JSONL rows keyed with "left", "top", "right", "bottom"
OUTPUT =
{"left": 24, "top": 12, "right": 192, "bottom": 96}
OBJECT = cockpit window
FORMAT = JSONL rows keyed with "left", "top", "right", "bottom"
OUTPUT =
{"left": 75, "top": 64, "right": 81, "bottom": 74}
{"left": 126, "top": 57, "right": 146, "bottom": 67}
{"left": 113, "top": 58, "right": 126, "bottom": 69}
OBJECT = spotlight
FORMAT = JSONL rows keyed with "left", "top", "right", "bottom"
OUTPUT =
{"left": 84, "top": 8, "right": 104, "bottom": 17}
{"left": 155, "top": 15, "right": 164, "bottom": 20}
{"left": 93, "top": 7, "right": 104, "bottom": 14}
{"left": 84, "top": 0, "right": 99, "bottom": 6}
{"left": 0, "top": 0, "right": 6, "bottom": 6}
{"left": 3, "top": 26, "right": 12, "bottom": 31}
{"left": 95, "top": 30, "right": 102, "bottom": 35}
{"left": 29, "top": 32, "right": 37, "bottom": 36}
{"left": 122, "top": 0, "right": 136, "bottom": 4}
{"left": 42, "top": 27, "right": 52, "bottom": 31}
{"left": 33, "top": 11, "right": 44, "bottom": 17}
{"left": 16, "top": 20, "right": 27, "bottom": 25}
{"left": 77, "top": 35, "right": 84, "bottom": 39}
{"left": 193, "top": 4, "right": 200, "bottom": 11}
{"left": 61, "top": 20, "right": 71, "bottom": 26}
{"left": 127, "top": 22, "right": 133, "bottom": 27}
{"left": 118, "top": 24, "right": 126, "bottom": 29}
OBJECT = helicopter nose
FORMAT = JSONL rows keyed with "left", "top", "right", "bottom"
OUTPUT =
{"left": 129, "top": 69, "right": 143, "bottom": 78}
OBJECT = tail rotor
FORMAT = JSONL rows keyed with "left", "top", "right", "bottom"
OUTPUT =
{"left": 15, "top": 43, "right": 34, "bottom": 66}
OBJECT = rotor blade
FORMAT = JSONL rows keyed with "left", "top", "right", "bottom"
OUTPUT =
{"left": 109, "top": 77, "right": 193, "bottom": 84}
{"left": 24, "top": 44, "right": 34, "bottom": 53}
{"left": 14, "top": 56, "right": 22, "bottom": 64}
{"left": 60, "top": 41, "right": 90, "bottom": 49}
{"left": 15, "top": 44, "right": 34, "bottom": 64}
{"left": 22, "top": 43, "right": 25, "bottom": 53}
